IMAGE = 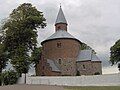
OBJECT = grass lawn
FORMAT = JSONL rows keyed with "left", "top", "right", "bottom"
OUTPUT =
{"left": 64, "top": 86, "right": 120, "bottom": 90}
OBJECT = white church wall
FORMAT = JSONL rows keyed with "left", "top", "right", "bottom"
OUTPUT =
{"left": 17, "top": 73, "right": 120, "bottom": 86}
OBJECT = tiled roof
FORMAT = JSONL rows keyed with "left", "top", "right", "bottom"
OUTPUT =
{"left": 91, "top": 53, "right": 100, "bottom": 61}
{"left": 77, "top": 50, "right": 100, "bottom": 62}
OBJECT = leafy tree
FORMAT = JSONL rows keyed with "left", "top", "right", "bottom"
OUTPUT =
{"left": 0, "top": 26, "right": 8, "bottom": 85}
{"left": 30, "top": 47, "right": 42, "bottom": 74}
{"left": 81, "top": 42, "right": 96, "bottom": 54}
{"left": 110, "top": 39, "right": 120, "bottom": 65}
{"left": 2, "top": 3, "right": 46, "bottom": 76}
{"left": 0, "top": 44, "right": 8, "bottom": 73}
{"left": 2, "top": 70, "right": 19, "bottom": 85}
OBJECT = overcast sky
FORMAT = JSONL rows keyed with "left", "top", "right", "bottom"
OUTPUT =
{"left": 0, "top": 0, "right": 120, "bottom": 74}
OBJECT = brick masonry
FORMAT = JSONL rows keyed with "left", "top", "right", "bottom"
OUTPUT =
{"left": 36, "top": 39, "right": 81, "bottom": 76}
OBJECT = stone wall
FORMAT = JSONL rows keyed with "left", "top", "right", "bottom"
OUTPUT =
{"left": 77, "top": 61, "right": 93, "bottom": 75}
{"left": 18, "top": 73, "right": 120, "bottom": 86}
{"left": 36, "top": 39, "right": 80, "bottom": 76}
{"left": 42, "top": 39, "right": 80, "bottom": 59}
{"left": 77, "top": 61, "right": 102, "bottom": 75}
{"left": 92, "top": 61, "right": 102, "bottom": 75}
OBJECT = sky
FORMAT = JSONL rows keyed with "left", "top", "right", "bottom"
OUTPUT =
{"left": 0, "top": 0, "right": 120, "bottom": 74}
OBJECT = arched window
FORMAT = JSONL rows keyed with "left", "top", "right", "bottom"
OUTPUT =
{"left": 58, "top": 59, "right": 61, "bottom": 64}
{"left": 83, "top": 65, "right": 85, "bottom": 69}
{"left": 57, "top": 26, "right": 61, "bottom": 30}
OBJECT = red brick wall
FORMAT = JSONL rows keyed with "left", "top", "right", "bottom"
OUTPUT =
{"left": 92, "top": 61, "right": 102, "bottom": 75}
{"left": 36, "top": 39, "right": 81, "bottom": 76}
{"left": 77, "top": 61, "right": 102, "bottom": 75}
{"left": 77, "top": 61, "right": 93, "bottom": 75}
{"left": 55, "top": 23, "right": 67, "bottom": 31}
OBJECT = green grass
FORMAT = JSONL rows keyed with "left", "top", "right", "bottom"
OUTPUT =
{"left": 64, "top": 86, "right": 120, "bottom": 90}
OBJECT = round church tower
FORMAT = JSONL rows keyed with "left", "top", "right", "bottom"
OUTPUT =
{"left": 37, "top": 6, "right": 81, "bottom": 76}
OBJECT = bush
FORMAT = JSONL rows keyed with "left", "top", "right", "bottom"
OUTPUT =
{"left": 2, "top": 70, "right": 20, "bottom": 85}
{"left": 94, "top": 72, "right": 100, "bottom": 75}
{"left": 76, "top": 71, "right": 80, "bottom": 76}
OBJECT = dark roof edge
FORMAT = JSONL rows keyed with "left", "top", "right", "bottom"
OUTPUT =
{"left": 55, "top": 22, "right": 68, "bottom": 26}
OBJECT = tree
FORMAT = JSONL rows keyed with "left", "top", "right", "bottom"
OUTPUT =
{"left": 30, "top": 47, "right": 42, "bottom": 74}
{"left": 2, "top": 70, "right": 19, "bottom": 85}
{"left": 81, "top": 42, "right": 96, "bottom": 54}
{"left": 0, "top": 26, "right": 8, "bottom": 86}
{"left": 110, "top": 39, "right": 120, "bottom": 65}
{"left": 2, "top": 3, "right": 46, "bottom": 76}
{"left": 0, "top": 44, "right": 8, "bottom": 74}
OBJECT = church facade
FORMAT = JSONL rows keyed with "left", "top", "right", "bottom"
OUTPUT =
{"left": 36, "top": 7, "right": 102, "bottom": 76}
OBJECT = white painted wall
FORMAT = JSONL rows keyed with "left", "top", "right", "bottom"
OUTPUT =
{"left": 17, "top": 73, "right": 120, "bottom": 86}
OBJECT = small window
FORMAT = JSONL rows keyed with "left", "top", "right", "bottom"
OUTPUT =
{"left": 59, "top": 59, "right": 61, "bottom": 64}
{"left": 83, "top": 65, "right": 85, "bottom": 69}
{"left": 57, "top": 26, "right": 61, "bottom": 29}
{"left": 57, "top": 42, "right": 61, "bottom": 48}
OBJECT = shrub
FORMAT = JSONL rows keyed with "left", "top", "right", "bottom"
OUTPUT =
{"left": 94, "top": 72, "right": 100, "bottom": 75}
{"left": 2, "top": 70, "right": 20, "bottom": 85}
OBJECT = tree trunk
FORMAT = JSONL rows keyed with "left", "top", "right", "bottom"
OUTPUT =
{"left": 24, "top": 73, "right": 26, "bottom": 84}
{"left": 35, "top": 65, "right": 38, "bottom": 76}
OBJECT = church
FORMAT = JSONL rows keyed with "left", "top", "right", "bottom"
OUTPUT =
{"left": 36, "top": 6, "right": 102, "bottom": 76}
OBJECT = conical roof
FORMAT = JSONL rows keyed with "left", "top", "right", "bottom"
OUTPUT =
{"left": 55, "top": 6, "right": 67, "bottom": 25}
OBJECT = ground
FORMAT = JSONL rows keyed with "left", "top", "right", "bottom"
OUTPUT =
{"left": 0, "top": 84, "right": 63, "bottom": 90}
{"left": 0, "top": 85, "right": 120, "bottom": 90}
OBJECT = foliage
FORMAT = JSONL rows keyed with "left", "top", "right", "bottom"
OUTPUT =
{"left": 118, "top": 63, "right": 120, "bottom": 71}
{"left": 2, "top": 70, "right": 19, "bottom": 85}
{"left": 0, "top": 25, "right": 8, "bottom": 85}
{"left": 0, "top": 44, "right": 8, "bottom": 72}
{"left": 0, "top": 24, "right": 8, "bottom": 72}
{"left": 81, "top": 43, "right": 96, "bottom": 54}
{"left": 30, "top": 47, "right": 42, "bottom": 67}
{"left": 76, "top": 71, "right": 80, "bottom": 76}
{"left": 94, "top": 72, "right": 100, "bottom": 75}
{"left": 0, "top": 73, "right": 1, "bottom": 79}
{"left": 110, "top": 39, "right": 120, "bottom": 65}
{"left": 2, "top": 3, "right": 46, "bottom": 75}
